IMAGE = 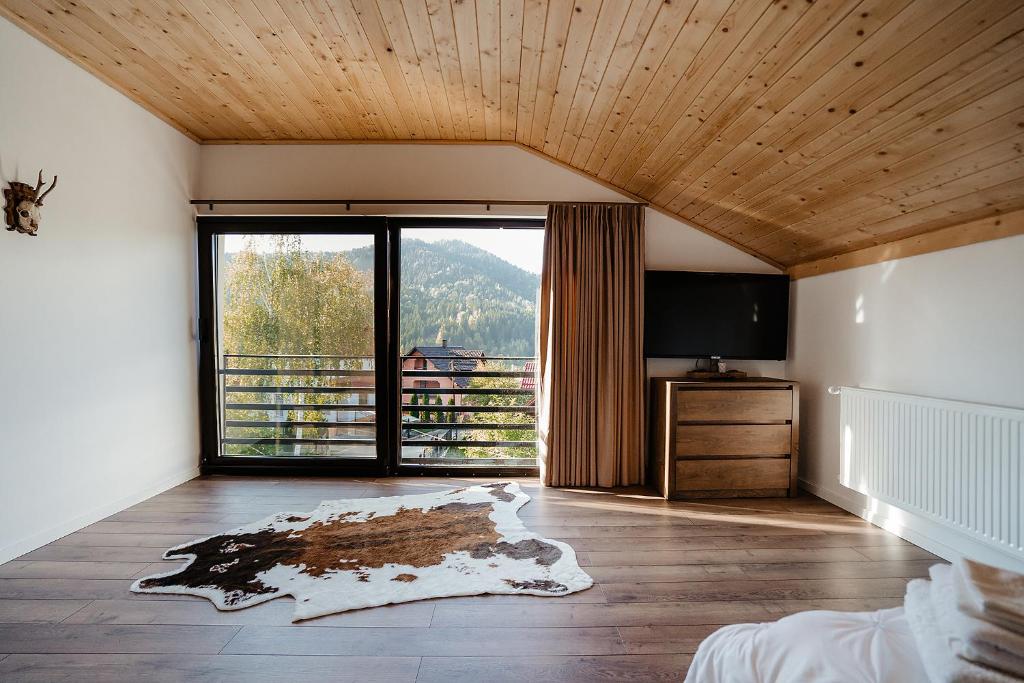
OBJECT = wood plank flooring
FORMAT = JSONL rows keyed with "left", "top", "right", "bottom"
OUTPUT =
{"left": 0, "top": 476, "right": 941, "bottom": 682}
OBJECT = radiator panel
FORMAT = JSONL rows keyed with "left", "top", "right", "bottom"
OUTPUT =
{"left": 839, "top": 388, "right": 1023, "bottom": 557}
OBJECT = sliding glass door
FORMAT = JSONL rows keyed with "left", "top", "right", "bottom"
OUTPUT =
{"left": 395, "top": 219, "right": 543, "bottom": 472}
{"left": 198, "top": 217, "right": 390, "bottom": 473}
{"left": 197, "top": 216, "right": 543, "bottom": 475}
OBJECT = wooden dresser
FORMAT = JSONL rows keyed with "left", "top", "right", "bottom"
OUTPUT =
{"left": 650, "top": 377, "right": 799, "bottom": 499}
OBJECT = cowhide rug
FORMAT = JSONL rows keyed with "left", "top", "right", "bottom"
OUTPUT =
{"left": 131, "top": 482, "right": 592, "bottom": 621}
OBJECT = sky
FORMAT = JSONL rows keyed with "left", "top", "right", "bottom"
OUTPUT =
{"left": 222, "top": 227, "right": 544, "bottom": 274}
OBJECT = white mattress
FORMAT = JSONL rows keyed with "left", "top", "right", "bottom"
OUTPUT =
{"left": 685, "top": 607, "right": 930, "bottom": 683}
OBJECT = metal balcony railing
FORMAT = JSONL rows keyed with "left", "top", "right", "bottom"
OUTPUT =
{"left": 218, "top": 353, "right": 538, "bottom": 466}
{"left": 399, "top": 354, "right": 536, "bottom": 466}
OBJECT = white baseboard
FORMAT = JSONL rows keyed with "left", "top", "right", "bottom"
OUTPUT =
{"left": 0, "top": 465, "right": 201, "bottom": 565}
{"left": 800, "top": 477, "right": 1024, "bottom": 573}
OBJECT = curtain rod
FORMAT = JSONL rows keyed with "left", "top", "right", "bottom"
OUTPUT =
{"left": 190, "top": 199, "right": 648, "bottom": 210}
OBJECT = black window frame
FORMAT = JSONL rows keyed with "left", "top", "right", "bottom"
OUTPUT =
{"left": 196, "top": 215, "right": 544, "bottom": 478}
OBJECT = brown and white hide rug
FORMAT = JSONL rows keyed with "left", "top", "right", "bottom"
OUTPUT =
{"left": 131, "top": 482, "right": 592, "bottom": 621}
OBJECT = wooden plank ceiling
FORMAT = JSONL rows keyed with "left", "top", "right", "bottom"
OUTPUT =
{"left": 3, "top": 0, "right": 1024, "bottom": 270}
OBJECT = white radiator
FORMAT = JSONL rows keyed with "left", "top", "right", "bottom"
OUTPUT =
{"left": 838, "top": 387, "right": 1023, "bottom": 559}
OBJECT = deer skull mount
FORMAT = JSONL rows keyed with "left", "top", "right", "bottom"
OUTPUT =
{"left": 4, "top": 171, "right": 58, "bottom": 236}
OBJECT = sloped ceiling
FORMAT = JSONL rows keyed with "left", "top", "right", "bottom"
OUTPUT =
{"left": 3, "top": 0, "right": 1023, "bottom": 271}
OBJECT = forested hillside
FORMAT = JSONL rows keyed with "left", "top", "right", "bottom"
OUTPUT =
{"left": 347, "top": 239, "right": 539, "bottom": 356}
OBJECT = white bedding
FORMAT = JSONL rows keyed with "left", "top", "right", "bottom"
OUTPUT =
{"left": 685, "top": 607, "right": 930, "bottom": 683}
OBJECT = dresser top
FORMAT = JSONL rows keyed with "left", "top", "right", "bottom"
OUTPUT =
{"left": 652, "top": 376, "right": 798, "bottom": 389}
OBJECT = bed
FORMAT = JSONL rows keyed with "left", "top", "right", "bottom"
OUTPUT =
{"left": 685, "top": 558, "right": 1024, "bottom": 683}
{"left": 684, "top": 606, "right": 929, "bottom": 683}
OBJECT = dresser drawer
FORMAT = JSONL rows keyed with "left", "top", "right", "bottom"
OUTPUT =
{"left": 676, "top": 389, "right": 792, "bottom": 422}
{"left": 675, "top": 458, "right": 790, "bottom": 492}
{"left": 675, "top": 424, "right": 791, "bottom": 457}
{"left": 652, "top": 378, "right": 800, "bottom": 499}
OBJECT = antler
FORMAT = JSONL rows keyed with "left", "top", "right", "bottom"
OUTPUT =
{"left": 35, "top": 173, "right": 58, "bottom": 205}
{"left": 34, "top": 170, "right": 44, "bottom": 195}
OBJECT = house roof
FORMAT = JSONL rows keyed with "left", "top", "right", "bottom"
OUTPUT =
{"left": 407, "top": 345, "right": 484, "bottom": 389}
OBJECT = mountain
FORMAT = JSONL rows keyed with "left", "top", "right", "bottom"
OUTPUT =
{"left": 346, "top": 239, "right": 539, "bottom": 357}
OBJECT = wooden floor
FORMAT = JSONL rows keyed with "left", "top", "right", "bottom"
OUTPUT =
{"left": 0, "top": 476, "right": 940, "bottom": 682}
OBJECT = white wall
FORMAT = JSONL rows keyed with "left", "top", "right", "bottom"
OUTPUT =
{"left": 0, "top": 17, "right": 201, "bottom": 563}
{"left": 790, "top": 235, "right": 1024, "bottom": 564}
{"left": 199, "top": 143, "right": 786, "bottom": 378}
{"left": 198, "top": 143, "right": 776, "bottom": 273}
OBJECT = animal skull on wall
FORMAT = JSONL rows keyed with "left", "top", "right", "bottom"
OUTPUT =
{"left": 3, "top": 171, "right": 58, "bottom": 236}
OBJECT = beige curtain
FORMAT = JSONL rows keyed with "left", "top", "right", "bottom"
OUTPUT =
{"left": 538, "top": 203, "right": 646, "bottom": 488}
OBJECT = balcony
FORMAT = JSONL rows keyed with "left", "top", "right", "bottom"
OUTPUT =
{"left": 218, "top": 353, "right": 538, "bottom": 468}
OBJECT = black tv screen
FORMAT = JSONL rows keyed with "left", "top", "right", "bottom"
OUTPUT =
{"left": 644, "top": 271, "right": 790, "bottom": 360}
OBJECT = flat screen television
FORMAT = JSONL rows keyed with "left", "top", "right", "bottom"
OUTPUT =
{"left": 644, "top": 271, "right": 790, "bottom": 360}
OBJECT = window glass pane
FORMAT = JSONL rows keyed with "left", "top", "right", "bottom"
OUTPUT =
{"left": 215, "top": 233, "right": 377, "bottom": 459}
{"left": 399, "top": 227, "right": 543, "bottom": 468}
